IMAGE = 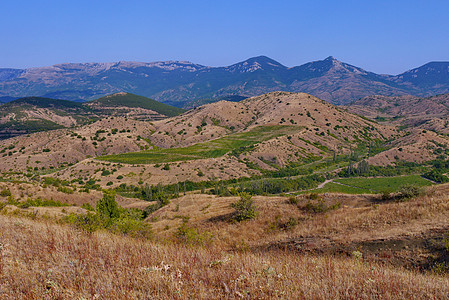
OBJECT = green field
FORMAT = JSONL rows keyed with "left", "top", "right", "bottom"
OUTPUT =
{"left": 98, "top": 125, "right": 301, "bottom": 164}
{"left": 307, "top": 175, "right": 433, "bottom": 194}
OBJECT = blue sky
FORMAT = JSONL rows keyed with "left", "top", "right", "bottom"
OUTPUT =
{"left": 1, "top": 0, "right": 448, "bottom": 74}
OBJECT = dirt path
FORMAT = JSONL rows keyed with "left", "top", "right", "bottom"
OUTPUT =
{"left": 316, "top": 179, "right": 333, "bottom": 189}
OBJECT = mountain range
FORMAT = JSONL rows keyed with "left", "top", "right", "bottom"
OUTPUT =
{"left": 0, "top": 56, "right": 449, "bottom": 107}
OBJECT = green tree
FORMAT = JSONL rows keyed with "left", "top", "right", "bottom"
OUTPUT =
{"left": 231, "top": 192, "right": 258, "bottom": 222}
{"left": 96, "top": 191, "right": 120, "bottom": 220}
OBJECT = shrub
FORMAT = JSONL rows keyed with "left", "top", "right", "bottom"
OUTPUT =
{"left": 175, "top": 223, "right": 213, "bottom": 246}
{"left": 304, "top": 199, "right": 341, "bottom": 213}
{"left": 231, "top": 192, "right": 258, "bottom": 222}
{"left": 307, "top": 193, "right": 319, "bottom": 200}
{"left": 96, "top": 191, "right": 120, "bottom": 221}
{"left": 268, "top": 216, "right": 298, "bottom": 231}
{"left": 423, "top": 170, "right": 449, "bottom": 183}
{"left": 57, "top": 186, "right": 74, "bottom": 194}
{"left": 81, "top": 203, "right": 95, "bottom": 211}
{"left": 287, "top": 196, "right": 299, "bottom": 205}
{"left": 0, "top": 189, "right": 12, "bottom": 197}
{"left": 381, "top": 190, "right": 391, "bottom": 201}
{"left": 110, "top": 218, "right": 152, "bottom": 239}
{"left": 396, "top": 184, "right": 423, "bottom": 201}
{"left": 65, "top": 213, "right": 102, "bottom": 233}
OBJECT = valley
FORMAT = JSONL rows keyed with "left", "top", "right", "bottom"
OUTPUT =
{"left": 1, "top": 90, "right": 449, "bottom": 298}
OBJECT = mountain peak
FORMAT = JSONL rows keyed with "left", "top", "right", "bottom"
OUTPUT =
{"left": 228, "top": 56, "right": 286, "bottom": 73}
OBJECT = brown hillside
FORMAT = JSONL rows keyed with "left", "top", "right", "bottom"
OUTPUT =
{"left": 150, "top": 91, "right": 396, "bottom": 148}
{"left": 0, "top": 117, "right": 155, "bottom": 172}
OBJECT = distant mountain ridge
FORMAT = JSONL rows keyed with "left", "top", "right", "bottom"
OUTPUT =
{"left": 1, "top": 56, "right": 449, "bottom": 106}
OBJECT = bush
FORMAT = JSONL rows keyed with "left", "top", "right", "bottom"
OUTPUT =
{"left": 268, "top": 215, "right": 298, "bottom": 231}
{"left": 381, "top": 190, "right": 391, "bottom": 201}
{"left": 110, "top": 218, "right": 152, "bottom": 239}
{"left": 57, "top": 186, "right": 74, "bottom": 194}
{"left": 0, "top": 189, "right": 12, "bottom": 197}
{"left": 287, "top": 196, "right": 299, "bottom": 205}
{"left": 231, "top": 192, "right": 258, "bottom": 222}
{"left": 303, "top": 199, "right": 341, "bottom": 213}
{"left": 423, "top": 170, "right": 449, "bottom": 183}
{"left": 65, "top": 213, "right": 102, "bottom": 233}
{"left": 396, "top": 184, "right": 423, "bottom": 201}
{"left": 81, "top": 203, "right": 95, "bottom": 211}
{"left": 96, "top": 191, "right": 120, "bottom": 221}
{"left": 175, "top": 223, "right": 213, "bottom": 246}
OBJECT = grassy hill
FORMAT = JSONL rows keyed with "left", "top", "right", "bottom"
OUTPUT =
{"left": 0, "top": 180, "right": 449, "bottom": 298}
{"left": 0, "top": 93, "right": 184, "bottom": 139}
{"left": 0, "top": 97, "right": 96, "bottom": 138}
{"left": 87, "top": 92, "right": 185, "bottom": 117}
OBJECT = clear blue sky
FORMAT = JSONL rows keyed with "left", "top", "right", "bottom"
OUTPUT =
{"left": 1, "top": 0, "right": 448, "bottom": 74}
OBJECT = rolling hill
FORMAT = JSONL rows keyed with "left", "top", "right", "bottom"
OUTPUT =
{"left": 0, "top": 92, "right": 399, "bottom": 186}
{"left": 346, "top": 93, "right": 449, "bottom": 133}
{"left": 86, "top": 92, "right": 185, "bottom": 118}
{"left": 0, "top": 97, "right": 96, "bottom": 139}
{"left": 1, "top": 56, "right": 449, "bottom": 107}
{"left": 0, "top": 93, "right": 184, "bottom": 139}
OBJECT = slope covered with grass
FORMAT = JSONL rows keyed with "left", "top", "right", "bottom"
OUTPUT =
{"left": 98, "top": 125, "right": 300, "bottom": 164}
{"left": 0, "top": 214, "right": 448, "bottom": 299}
{"left": 88, "top": 92, "right": 185, "bottom": 117}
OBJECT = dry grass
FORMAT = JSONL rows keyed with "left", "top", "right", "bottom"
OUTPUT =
{"left": 0, "top": 215, "right": 448, "bottom": 299}
{"left": 149, "top": 184, "right": 449, "bottom": 249}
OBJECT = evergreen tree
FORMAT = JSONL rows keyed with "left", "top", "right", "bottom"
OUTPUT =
{"left": 96, "top": 191, "right": 120, "bottom": 220}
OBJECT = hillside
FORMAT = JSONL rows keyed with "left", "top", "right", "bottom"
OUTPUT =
{"left": 0, "top": 92, "right": 399, "bottom": 187}
{"left": 0, "top": 178, "right": 448, "bottom": 298}
{"left": 347, "top": 93, "right": 449, "bottom": 134}
{"left": 1, "top": 90, "right": 449, "bottom": 297}
{"left": 86, "top": 92, "right": 185, "bottom": 118}
{"left": 0, "top": 93, "right": 183, "bottom": 139}
{"left": 2, "top": 91, "right": 449, "bottom": 187}
{"left": 1, "top": 56, "right": 449, "bottom": 106}
{"left": 0, "top": 117, "right": 157, "bottom": 172}
{"left": 0, "top": 97, "right": 96, "bottom": 139}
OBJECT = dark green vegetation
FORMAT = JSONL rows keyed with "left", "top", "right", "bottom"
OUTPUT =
{"left": 422, "top": 159, "right": 449, "bottom": 183}
{"left": 231, "top": 192, "right": 258, "bottom": 222}
{"left": 99, "top": 125, "right": 301, "bottom": 164}
{"left": 65, "top": 191, "right": 152, "bottom": 238}
{"left": 1, "top": 56, "right": 449, "bottom": 106}
{"left": 3, "top": 195, "right": 70, "bottom": 209}
{"left": 88, "top": 93, "right": 185, "bottom": 117}
{"left": 310, "top": 175, "right": 432, "bottom": 195}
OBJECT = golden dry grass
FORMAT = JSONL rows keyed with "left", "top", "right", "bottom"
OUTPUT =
{"left": 149, "top": 184, "right": 449, "bottom": 250}
{"left": 1, "top": 214, "right": 448, "bottom": 299}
